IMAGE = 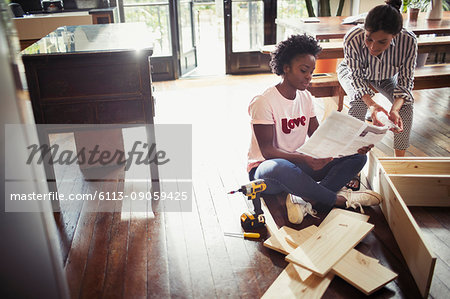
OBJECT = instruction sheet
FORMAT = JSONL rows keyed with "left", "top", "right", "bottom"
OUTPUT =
{"left": 297, "top": 111, "right": 388, "bottom": 158}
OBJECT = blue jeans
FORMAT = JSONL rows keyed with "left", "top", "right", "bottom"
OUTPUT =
{"left": 248, "top": 154, "right": 367, "bottom": 212}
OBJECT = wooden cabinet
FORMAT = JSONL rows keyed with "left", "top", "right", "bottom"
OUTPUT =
{"left": 21, "top": 23, "right": 159, "bottom": 194}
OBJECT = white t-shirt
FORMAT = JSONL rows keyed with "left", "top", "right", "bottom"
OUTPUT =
{"left": 247, "top": 85, "right": 316, "bottom": 172}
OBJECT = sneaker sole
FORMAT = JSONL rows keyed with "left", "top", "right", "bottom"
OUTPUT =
{"left": 354, "top": 190, "right": 382, "bottom": 205}
{"left": 286, "top": 195, "right": 304, "bottom": 224}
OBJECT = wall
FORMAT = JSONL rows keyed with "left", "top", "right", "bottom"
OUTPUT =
{"left": 0, "top": 7, "right": 69, "bottom": 299}
{"left": 350, "top": 0, "right": 385, "bottom": 15}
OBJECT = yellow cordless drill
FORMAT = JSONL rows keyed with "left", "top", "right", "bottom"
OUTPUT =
{"left": 228, "top": 179, "right": 267, "bottom": 230}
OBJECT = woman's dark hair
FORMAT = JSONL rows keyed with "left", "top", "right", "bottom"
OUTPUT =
{"left": 364, "top": 0, "right": 403, "bottom": 35}
{"left": 270, "top": 34, "right": 322, "bottom": 76}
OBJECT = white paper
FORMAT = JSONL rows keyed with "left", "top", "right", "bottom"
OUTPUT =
{"left": 297, "top": 111, "right": 388, "bottom": 158}
{"left": 301, "top": 17, "right": 320, "bottom": 23}
{"left": 341, "top": 13, "right": 367, "bottom": 24}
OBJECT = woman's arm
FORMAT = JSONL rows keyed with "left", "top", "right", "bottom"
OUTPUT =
{"left": 253, "top": 124, "right": 332, "bottom": 170}
{"left": 307, "top": 116, "right": 319, "bottom": 137}
{"left": 394, "top": 33, "right": 417, "bottom": 104}
{"left": 388, "top": 33, "right": 417, "bottom": 131}
{"left": 343, "top": 28, "right": 375, "bottom": 103}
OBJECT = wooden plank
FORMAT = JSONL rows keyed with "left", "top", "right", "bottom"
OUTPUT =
{"left": 284, "top": 225, "right": 319, "bottom": 248}
{"left": 123, "top": 180, "right": 148, "bottom": 298}
{"left": 286, "top": 214, "right": 374, "bottom": 277}
{"left": 290, "top": 215, "right": 398, "bottom": 295}
{"left": 379, "top": 157, "right": 450, "bottom": 175}
{"left": 162, "top": 179, "right": 194, "bottom": 298}
{"left": 389, "top": 175, "right": 450, "bottom": 207}
{"left": 380, "top": 160, "right": 450, "bottom": 175}
{"left": 366, "top": 152, "right": 437, "bottom": 298}
{"left": 191, "top": 176, "right": 241, "bottom": 298}
{"left": 260, "top": 197, "right": 280, "bottom": 237}
{"left": 184, "top": 174, "right": 224, "bottom": 298}
{"left": 262, "top": 263, "right": 334, "bottom": 299}
{"left": 287, "top": 224, "right": 398, "bottom": 295}
{"left": 318, "top": 208, "right": 370, "bottom": 228}
{"left": 79, "top": 183, "right": 116, "bottom": 299}
{"left": 64, "top": 180, "right": 101, "bottom": 299}
{"left": 222, "top": 166, "right": 283, "bottom": 294}
{"left": 332, "top": 248, "right": 398, "bottom": 295}
{"left": 266, "top": 218, "right": 400, "bottom": 295}
{"left": 264, "top": 226, "right": 297, "bottom": 255}
{"left": 378, "top": 157, "right": 450, "bottom": 160}
{"left": 206, "top": 168, "right": 262, "bottom": 298}
{"left": 264, "top": 226, "right": 316, "bottom": 282}
{"left": 102, "top": 177, "right": 129, "bottom": 298}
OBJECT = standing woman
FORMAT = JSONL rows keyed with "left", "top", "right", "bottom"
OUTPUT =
{"left": 338, "top": 0, "right": 417, "bottom": 157}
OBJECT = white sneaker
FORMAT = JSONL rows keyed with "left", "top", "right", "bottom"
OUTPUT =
{"left": 337, "top": 189, "right": 383, "bottom": 213}
{"left": 285, "top": 194, "right": 318, "bottom": 224}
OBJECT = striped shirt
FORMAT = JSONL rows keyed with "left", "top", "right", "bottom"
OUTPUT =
{"left": 340, "top": 25, "right": 417, "bottom": 102}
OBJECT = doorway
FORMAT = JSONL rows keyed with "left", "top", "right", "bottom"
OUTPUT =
{"left": 118, "top": 0, "right": 309, "bottom": 79}
{"left": 183, "top": 1, "right": 226, "bottom": 77}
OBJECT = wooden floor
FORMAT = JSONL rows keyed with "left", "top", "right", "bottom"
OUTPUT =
{"left": 51, "top": 74, "right": 450, "bottom": 298}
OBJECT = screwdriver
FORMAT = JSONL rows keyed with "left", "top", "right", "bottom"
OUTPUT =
{"left": 224, "top": 232, "right": 260, "bottom": 239}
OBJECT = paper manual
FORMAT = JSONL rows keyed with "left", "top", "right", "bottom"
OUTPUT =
{"left": 297, "top": 111, "right": 388, "bottom": 158}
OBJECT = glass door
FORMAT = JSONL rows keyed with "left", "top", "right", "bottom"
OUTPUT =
{"left": 223, "top": 0, "right": 276, "bottom": 74}
{"left": 119, "top": 0, "right": 197, "bottom": 80}
{"left": 176, "top": 0, "right": 198, "bottom": 75}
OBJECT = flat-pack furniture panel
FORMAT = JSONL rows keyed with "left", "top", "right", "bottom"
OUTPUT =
{"left": 262, "top": 263, "right": 333, "bottom": 299}
{"left": 389, "top": 175, "right": 450, "bottom": 206}
{"left": 366, "top": 153, "right": 438, "bottom": 298}
{"left": 285, "top": 214, "right": 373, "bottom": 276}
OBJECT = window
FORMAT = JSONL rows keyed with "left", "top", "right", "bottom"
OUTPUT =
{"left": 277, "top": 0, "right": 308, "bottom": 19}
{"left": 122, "top": 0, "right": 172, "bottom": 56}
{"left": 232, "top": 0, "right": 264, "bottom": 52}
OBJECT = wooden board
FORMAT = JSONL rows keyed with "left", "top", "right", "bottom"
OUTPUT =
{"left": 379, "top": 160, "right": 450, "bottom": 175}
{"left": 261, "top": 197, "right": 280, "bottom": 236}
{"left": 366, "top": 152, "right": 437, "bottom": 298}
{"left": 263, "top": 226, "right": 299, "bottom": 256}
{"left": 332, "top": 248, "right": 398, "bottom": 295}
{"left": 389, "top": 175, "right": 450, "bottom": 207}
{"left": 289, "top": 212, "right": 397, "bottom": 295}
{"left": 262, "top": 263, "right": 334, "bottom": 299}
{"left": 284, "top": 225, "right": 318, "bottom": 248}
{"left": 285, "top": 214, "right": 374, "bottom": 277}
{"left": 318, "top": 208, "right": 370, "bottom": 228}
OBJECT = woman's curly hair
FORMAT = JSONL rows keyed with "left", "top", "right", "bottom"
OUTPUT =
{"left": 270, "top": 34, "right": 322, "bottom": 76}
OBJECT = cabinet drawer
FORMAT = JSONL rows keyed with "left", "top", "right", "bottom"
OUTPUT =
{"left": 42, "top": 103, "right": 96, "bottom": 124}
{"left": 97, "top": 100, "right": 146, "bottom": 124}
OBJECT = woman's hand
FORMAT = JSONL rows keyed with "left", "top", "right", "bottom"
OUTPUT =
{"left": 300, "top": 154, "right": 333, "bottom": 171}
{"left": 389, "top": 109, "right": 404, "bottom": 133}
{"left": 370, "top": 104, "right": 390, "bottom": 127}
{"left": 357, "top": 144, "right": 374, "bottom": 155}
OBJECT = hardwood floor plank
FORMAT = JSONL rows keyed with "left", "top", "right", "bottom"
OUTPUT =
{"left": 79, "top": 181, "right": 118, "bottom": 299}
{"left": 163, "top": 178, "right": 194, "bottom": 298}
{"left": 218, "top": 165, "right": 284, "bottom": 294}
{"left": 123, "top": 179, "right": 149, "bottom": 298}
{"left": 192, "top": 176, "right": 241, "bottom": 298}
{"left": 147, "top": 210, "right": 170, "bottom": 298}
{"left": 64, "top": 180, "right": 102, "bottom": 299}
{"left": 61, "top": 75, "right": 449, "bottom": 299}
{"left": 364, "top": 207, "right": 421, "bottom": 298}
{"left": 205, "top": 167, "right": 263, "bottom": 298}
{"left": 101, "top": 176, "right": 129, "bottom": 299}
{"left": 409, "top": 207, "right": 450, "bottom": 297}
{"left": 178, "top": 179, "right": 216, "bottom": 299}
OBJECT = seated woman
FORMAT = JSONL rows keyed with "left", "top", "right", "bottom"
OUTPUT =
{"left": 247, "top": 34, "right": 382, "bottom": 224}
